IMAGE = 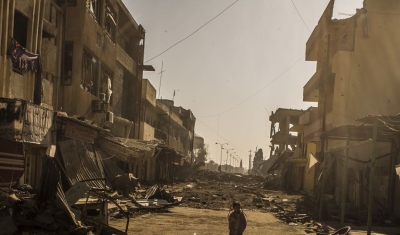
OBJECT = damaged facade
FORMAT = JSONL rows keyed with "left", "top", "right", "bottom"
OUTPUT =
{"left": 0, "top": 0, "right": 199, "bottom": 186}
{"left": 265, "top": 0, "right": 400, "bottom": 231}
{"left": 0, "top": 0, "right": 62, "bottom": 188}
{"left": 0, "top": 0, "right": 199, "bottom": 233}
{"left": 267, "top": 108, "right": 317, "bottom": 192}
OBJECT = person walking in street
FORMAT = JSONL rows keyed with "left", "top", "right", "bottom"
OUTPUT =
{"left": 228, "top": 202, "right": 247, "bottom": 235}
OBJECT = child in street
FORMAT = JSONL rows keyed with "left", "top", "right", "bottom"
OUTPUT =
{"left": 228, "top": 202, "right": 247, "bottom": 235}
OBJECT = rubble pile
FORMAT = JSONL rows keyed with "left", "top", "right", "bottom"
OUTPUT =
{"left": 0, "top": 157, "right": 97, "bottom": 235}
{"left": 0, "top": 188, "right": 93, "bottom": 235}
{"left": 189, "top": 170, "right": 265, "bottom": 184}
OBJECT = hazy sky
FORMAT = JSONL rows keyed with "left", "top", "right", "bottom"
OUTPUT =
{"left": 123, "top": 0, "right": 363, "bottom": 168}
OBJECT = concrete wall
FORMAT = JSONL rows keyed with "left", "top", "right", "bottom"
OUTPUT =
{"left": 331, "top": 9, "right": 400, "bottom": 122}
{"left": 1, "top": 0, "right": 60, "bottom": 106}
{"left": 140, "top": 122, "right": 155, "bottom": 141}
{"left": 142, "top": 79, "right": 156, "bottom": 107}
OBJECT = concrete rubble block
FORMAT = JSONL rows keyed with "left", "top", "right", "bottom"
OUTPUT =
{"left": 184, "top": 183, "right": 195, "bottom": 189}
{"left": 188, "top": 197, "right": 201, "bottom": 202}
{"left": 65, "top": 182, "right": 90, "bottom": 206}
{"left": 114, "top": 173, "right": 139, "bottom": 189}
{"left": 252, "top": 197, "right": 263, "bottom": 203}
{"left": 114, "top": 173, "right": 139, "bottom": 198}
{"left": 0, "top": 216, "right": 17, "bottom": 235}
{"left": 270, "top": 206, "right": 279, "bottom": 212}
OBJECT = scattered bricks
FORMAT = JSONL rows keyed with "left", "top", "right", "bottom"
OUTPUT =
{"left": 188, "top": 197, "right": 200, "bottom": 202}
{"left": 252, "top": 197, "right": 263, "bottom": 203}
{"left": 262, "top": 198, "right": 271, "bottom": 207}
{"left": 270, "top": 207, "right": 279, "bottom": 212}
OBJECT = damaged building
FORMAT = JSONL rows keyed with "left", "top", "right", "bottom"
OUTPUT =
{"left": 265, "top": 0, "right": 400, "bottom": 232}
{"left": 266, "top": 108, "right": 317, "bottom": 192}
{"left": 0, "top": 0, "right": 63, "bottom": 188}
{"left": 304, "top": 0, "right": 400, "bottom": 220}
{"left": 0, "top": 0, "right": 198, "bottom": 233}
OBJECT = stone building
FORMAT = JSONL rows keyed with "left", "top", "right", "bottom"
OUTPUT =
{"left": 58, "top": 0, "right": 154, "bottom": 139}
{"left": 303, "top": 0, "right": 400, "bottom": 218}
{"left": 0, "top": 0, "right": 63, "bottom": 187}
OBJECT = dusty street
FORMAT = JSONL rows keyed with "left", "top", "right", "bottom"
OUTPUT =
{"left": 110, "top": 207, "right": 306, "bottom": 235}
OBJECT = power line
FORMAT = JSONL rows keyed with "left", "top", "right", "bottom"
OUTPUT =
{"left": 145, "top": 0, "right": 240, "bottom": 63}
{"left": 290, "top": 0, "right": 311, "bottom": 33}
{"left": 196, "top": 118, "right": 247, "bottom": 156}
{"left": 219, "top": 56, "right": 305, "bottom": 116}
{"left": 197, "top": 55, "right": 305, "bottom": 118}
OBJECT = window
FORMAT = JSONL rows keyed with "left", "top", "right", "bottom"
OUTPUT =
{"left": 100, "top": 65, "right": 113, "bottom": 104}
{"left": 13, "top": 11, "right": 28, "bottom": 48}
{"left": 87, "top": 0, "right": 101, "bottom": 22}
{"left": 63, "top": 42, "right": 73, "bottom": 85}
{"left": 104, "top": 2, "right": 116, "bottom": 42}
{"left": 82, "top": 49, "right": 98, "bottom": 95}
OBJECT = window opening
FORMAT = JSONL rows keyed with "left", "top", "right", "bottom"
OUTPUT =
{"left": 82, "top": 49, "right": 98, "bottom": 95}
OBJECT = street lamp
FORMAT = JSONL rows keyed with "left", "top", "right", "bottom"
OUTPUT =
{"left": 225, "top": 148, "right": 234, "bottom": 172}
{"left": 229, "top": 152, "right": 236, "bottom": 166}
{"left": 215, "top": 142, "right": 228, "bottom": 171}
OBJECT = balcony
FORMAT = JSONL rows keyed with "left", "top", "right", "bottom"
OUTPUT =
{"left": 156, "top": 101, "right": 184, "bottom": 127}
{"left": 116, "top": 44, "right": 136, "bottom": 74}
{"left": 142, "top": 79, "right": 156, "bottom": 107}
{"left": 154, "top": 128, "right": 168, "bottom": 142}
{"left": 168, "top": 137, "right": 184, "bottom": 153}
{"left": 303, "top": 67, "right": 322, "bottom": 102}
{"left": 140, "top": 122, "right": 155, "bottom": 141}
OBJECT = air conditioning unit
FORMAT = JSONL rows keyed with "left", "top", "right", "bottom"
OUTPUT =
{"left": 105, "top": 111, "right": 113, "bottom": 123}
{"left": 92, "top": 100, "right": 105, "bottom": 112}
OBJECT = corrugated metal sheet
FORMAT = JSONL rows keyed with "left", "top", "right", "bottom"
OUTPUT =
{"left": 58, "top": 139, "right": 108, "bottom": 189}
{"left": 98, "top": 137, "right": 156, "bottom": 163}
{"left": 0, "top": 138, "right": 24, "bottom": 186}
{"left": 95, "top": 147, "right": 125, "bottom": 184}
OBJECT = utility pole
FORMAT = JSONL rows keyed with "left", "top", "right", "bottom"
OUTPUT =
{"left": 226, "top": 148, "right": 233, "bottom": 172}
{"left": 158, "top": 61, "right": 165, "bottom": 98}
{"left": 216, "top": 143, "right": 228, "bottom": 171}
{"left": 248, "top": 150, "right": 252, "bottom": 174}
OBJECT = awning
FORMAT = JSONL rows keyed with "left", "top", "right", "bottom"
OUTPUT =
{"left": 97, "top": 137, "right": 157, "bottom": 164}
{"left": 58, "top": 139, "right": 108, "bottom": 189}
{"left": 0, "top": 138, "right": 24, "bottom": 186}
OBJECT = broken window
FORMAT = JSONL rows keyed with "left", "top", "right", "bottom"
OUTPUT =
{"left": 100, "top": 65, "right": 113, "bottom": 104}
{"left": 63, "top": 42, "right": 73, "bottom": 86}
{"left": 104, "top": 2, "right": 116, "bottom": 42}
{"left": 87, "top": 0, "right": 101, "bottom": 23}
{"left": 12, "top": 11, "right": 29, "bottom": 74}
{"left": 13, "top": 11, "right": 28, "bottom": 48}
{"left": 82, "top": 49, "right": 98, "bottom": 95}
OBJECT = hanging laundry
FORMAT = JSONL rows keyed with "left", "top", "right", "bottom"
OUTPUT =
{"left": 6, "top": 38, "right": 41, "bottom": 73}
{"left": 7, "top": 38, "right": 42, "bottom": 105}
